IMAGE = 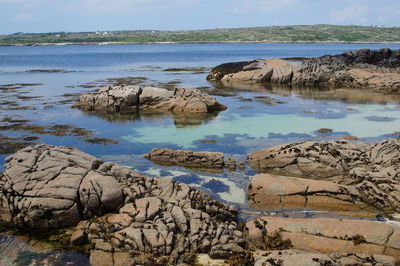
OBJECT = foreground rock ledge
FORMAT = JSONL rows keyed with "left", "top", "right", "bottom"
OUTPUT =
{"left": 1, "top": 145, "right": 400, "bottom": 265}
{"left": 0, "top": 144, "right": 244, "bottom": 264}
{"left": 207, "top": 48, "right": 400, "bottom": 92}
{"left": 248, "top": 138, "right": 400, "bottom": 213}
{"left": 246, "top": 217, "right": 400, "bottom": 263}
{"left": 75, "top": 86, "right": 227, "bottom": 114}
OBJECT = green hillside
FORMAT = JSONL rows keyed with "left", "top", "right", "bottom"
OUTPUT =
{"left": 1, "top": 25, "right": 400, "bottom": 45}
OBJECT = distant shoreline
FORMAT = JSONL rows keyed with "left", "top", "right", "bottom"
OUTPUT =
{"left": 2, "top": 40, "right": 400, "bottom": 47}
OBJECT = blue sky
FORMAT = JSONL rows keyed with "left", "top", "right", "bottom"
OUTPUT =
{"left": 1, "top": 0, "right": 399, "bottom": 34}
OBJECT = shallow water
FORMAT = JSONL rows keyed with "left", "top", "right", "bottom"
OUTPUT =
{"left": 1, "top": 43, "right": 400, "bottom": 219}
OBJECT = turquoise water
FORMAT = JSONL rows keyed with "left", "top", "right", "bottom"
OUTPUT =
{"left": 1, "top": 43, "right": 400, "bottom": 212}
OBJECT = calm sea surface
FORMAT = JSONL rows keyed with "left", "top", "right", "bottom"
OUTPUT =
{"left": 1, "top": 43, "right": 400, "bottom": 215}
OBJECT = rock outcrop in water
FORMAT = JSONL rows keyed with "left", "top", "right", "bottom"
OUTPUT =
{"left": 206, "top": 59, "right": 298, "bottom": 85}
{"left": 207, "top": 48, "right": 400, "bottom": 92}
{"left": 248, "top": 138, "right": 400, "bottom": 213}
{"left": 144, "top": 148, "right": 240, "bottom": 171}
{"left": 75, "top": 85, "right": 227, "bottom": 114}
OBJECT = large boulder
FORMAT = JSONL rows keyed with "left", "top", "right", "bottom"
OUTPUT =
{"left": 248, "top": 138, "right": 400, "bottom": 213}
{"left": 246, "top": 217, "right": 400, "bottom": 263}
{"left": 0, "top": 145, "right": 123, "bottom": 228}
{"left": 75, "top": 86, "right": 226, "bottom": 114}
{"left": 79, "top": 85, "right": 142, "bottom": 112}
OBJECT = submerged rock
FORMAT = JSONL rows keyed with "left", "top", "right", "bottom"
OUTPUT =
{"left": 75, "top": 85, "right": 226, "bottom": 114}
{"left": 248, "top": 138, "right": 400, "bottom": 213}
{"left": 245, "top": 217, "right": 400, "bottom": 262}
{"left": 208, "top": 48, "right": 400, "bottom": 92}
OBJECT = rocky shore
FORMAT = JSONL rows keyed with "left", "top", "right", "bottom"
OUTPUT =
{"left": 1, "top": 144, "right": 400, "bottom": 265}
{"left": 207, "top": 48, "right": 400, "bottom": 92}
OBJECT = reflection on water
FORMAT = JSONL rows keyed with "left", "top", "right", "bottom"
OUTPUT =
{"left": 212, "top": 80, "right": 400, "bottom": 104}
{"left": 80, "top": 109, "right": 221, "bottom": 128}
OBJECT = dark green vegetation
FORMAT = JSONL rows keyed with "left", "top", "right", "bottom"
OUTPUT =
{"left": 2, "top": 25, "right": 400, "bottom": 45}
{"left": 0, "top": 117, "right": 120, "bottom": 153}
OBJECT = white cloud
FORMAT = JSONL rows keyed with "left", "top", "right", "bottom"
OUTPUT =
{"left": 15, "top": 12, "right": 32, "bottom": 20}
{"left": 329, "top": 5, "right": 370, "bottom": 24}
{"left": 230, "top": 0, "right": 308, "bottom": 13}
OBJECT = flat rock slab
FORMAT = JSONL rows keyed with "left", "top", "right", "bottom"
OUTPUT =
{"left": 248, "top": 138, "right": 400, "bottom": 213}
{"left": 246, "top": 217, "right": 400, "bottom": 262}
{"left": 248, "top": 173, "right": 369, "bottom": 212}
{"left": 253, "top": 249, "right": 396, "bottom": 266}
{"left": 144, "top": 148, "right": 225, "bottom": 169}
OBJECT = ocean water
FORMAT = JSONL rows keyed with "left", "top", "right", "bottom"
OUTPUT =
{"left": 1, "top": 43, "right": 400, "bottom": 214}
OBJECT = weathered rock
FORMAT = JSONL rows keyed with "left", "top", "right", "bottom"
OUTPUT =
{"left": 0, "top": 145, "right": 243, "bottom": 264}
{"left": 248, "top": 138, "right": 400, "bottom": 213}
{"left": 208, "top": 48, "right": 400, "bottom": 92}
{"left": 144, "top": 148, "right": 225, "bottom": 169}
{"left": 253, "top": 249, "right": 396, "bottom": 266}
{"left": 78, "top": 85, "right": 142, "bottom": 112}
{"left": 70, "top": 229, "right": 88, "bottom": 246}
{"left": 292, "top": 48, "right": 400, "bottom": 91}
{"left": 209, "top": 243, "right": 245, "bottom": 259}
{"left": 224, "top": 157, "right": 236, "bottom": 170}
{"left": 246, "top": 217, "right": 400, "bottom": 262}
{"left": 248, "top": 173, "right": 370, "bottom": 212}
{"left": 169, "top": 87, "right": 227, "bottom": 113}
{"left": 207, "top": 59, "right": 299, "bottom": 84}
{"left": 76, "top": 86, "right": 226, "bottom": 114}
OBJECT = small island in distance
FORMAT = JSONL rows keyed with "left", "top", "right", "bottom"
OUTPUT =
{"left": 2, "top": 24, "right": 400, "bottom": 46}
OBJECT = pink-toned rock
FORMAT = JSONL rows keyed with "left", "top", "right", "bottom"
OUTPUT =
{"left": 248, "top": 173, "right": 368, "bottom": 212}
{"left": 245, "top": 217, "right": 400, "bottom": 262}
{"left": 253, "top": 249, "right": 396, "bottom": 266}
{"left": 248, "top": 138, "right": 400, "bottom": 213}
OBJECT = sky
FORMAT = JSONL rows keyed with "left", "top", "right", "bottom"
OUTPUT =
{"left": 0, "top": 0, "right": 399, "bottom": 34}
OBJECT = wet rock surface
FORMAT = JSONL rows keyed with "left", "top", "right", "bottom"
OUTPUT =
{"left": 248, "top": 138, "right": 400, "bottom": 213}
{"left": 0, "top": 144, "right": 243, "bottom": 264}
{"left": 208, "top": 48, "right": 400, "bottom": 92}
{"left": 144, "top": 148, "right": 243, "bottom": 172}
{"left": 253, "top": 249, "right": 396, "bottom": 266}
{"left": 75, "top": 85, "right": 226, "bottom": 114}
{"left": 246, "top": 217, "right": 400, "bottom": 262}
{"left": 144, "top": 148, "right": 225, "bottom": 169}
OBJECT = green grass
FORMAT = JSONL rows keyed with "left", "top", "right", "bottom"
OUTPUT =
{"left": 1, "top": 25, "right": 400, "bottom": 45}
